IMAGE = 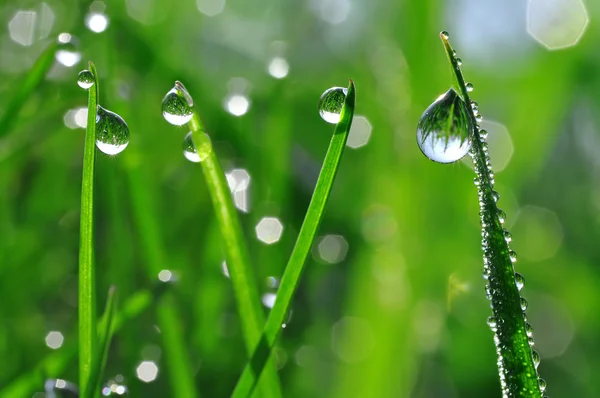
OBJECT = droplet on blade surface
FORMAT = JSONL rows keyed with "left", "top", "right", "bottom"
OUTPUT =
{"left": 162, "top": 81, "right": 194, "bottom": 126}
{"left": 318, "top": 86, "right": 347, "bottom": 124}
{"left": 416, "top": 88, "right": 473, "bottom": 163}
{"left": 77, "top": 69, "right": 94, "bottom": 89}
{"left": 182, "top": 132, "right": 211, "bottom": 163}
{"left": 96, "top": 106, "right": 130, "bottom": 155}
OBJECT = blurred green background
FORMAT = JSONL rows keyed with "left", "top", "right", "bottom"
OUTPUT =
{"left": 1, "top": 0, "right": 600, "bottom": 396}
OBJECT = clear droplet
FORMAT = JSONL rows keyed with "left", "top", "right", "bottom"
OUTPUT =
{"left": 487, "top": 316, "right": 497, "bottom": 330}
{"left": 491, "top": 190, "right": 500, "bottom": 202}
{"left": 497, "top": 209, "right": 507, "bottom": 224}
{"left": 503, "top": 229, "right": 512, "bottom": 243}
{"left": 520, "top": 297, "right": 528, "bottom": 311}
{"left": 509, "top": 250, "right": 518, "bottom": 263}
{"left": 416, "top": 88, "right": 473, "bottom": 163}
{"left": 77, "top": 69, "right": 94, "bottom": 89}
{"left": 55, "top": 33, "right": 82, "bottom": 67}
{"left": 514, "top": 272, "right": 524, "bottom": 290}
{"left": 532, "top": 350, "right": 541, "bottom": 368}
{"left": 162, "top": 81, "right": 194, "bottom": 126}
{"left": 538, "top": 378, "right": 546, "bottom": 392}
{"left": 440, "top": 31, "right": 449, "bottom": 39}
{"left": 96, "top": 106, "right": 130, "bottom": 155}
{"left": 182, "top": 132, "right": 212, "bottom": 163}
{"left": 528, "top": 336, "right": 535, "bottom": 346}
{"left": 466, "top": 82, "right": 474, "bottom": 92}
{"left": 318, "top": 86, "right": 347, "bottom": 124}
{"left": 525, "top": 322, "right": 534, "bottom": 337}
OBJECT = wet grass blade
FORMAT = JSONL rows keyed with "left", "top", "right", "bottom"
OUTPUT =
{"left": 440, "top": 32, "right": 544, "bottom": 397}
{"left": 79, "top": 61, "right": 100, "bottom": 395}
{"left": 231, "top": 80, "right": 356, "bottom": 398}
{"left": 86, "top": 286, "right": 117, "bottom": 398}
{"left": 0, "top": 42, "right": 57, "bottom": 138}
{"left": 187, "top": 101, "right": 282, "bottom": 398}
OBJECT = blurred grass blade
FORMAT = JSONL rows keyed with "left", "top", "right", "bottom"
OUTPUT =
{"left": 231, "top": 80, "right": 356, "bottom": 398}
{"left": 440, "top": 32, "right": 543, "bottom": 397}
{"left": 79, "top": 61, "right": 99, "bottom": 395}
{"left": 185, "top": 91, "right": 282, "bottom": 398}
{"left": 86, "top": 286, "right": 117, "bottom": 398}
{"left": 0, "top": 42, "right": 57, "bottom": 137}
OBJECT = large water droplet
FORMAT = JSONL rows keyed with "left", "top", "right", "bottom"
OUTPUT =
{"left": 162, "top": 81, "right": 194, "bottom": 126}
{"left": 96, "top": 106, "right": 130, "bottom": 155}
{"left": 77, "top": 69, "right": 94, "bottom": 89}
{"left": 538, "top": 378, "right": 546, "bottom": 392}
{"left": 318, "top": 87, "right": 347, "bottom": 124}
{"left": 532, "top": 350, "right": 541, "bottom": 368}
{"left": 182, "top": 132, "right": 212, "bottom": 163}
{"left": 416, "top": 88, "right": 473, "bottom": 163}
{"left": 514, "top": 272, "right": 524, "bottom": 290}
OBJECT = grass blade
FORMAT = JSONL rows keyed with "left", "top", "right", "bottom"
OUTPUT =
{"left": 86, "top": 286, "right": 117, "bottom": 398}
{"left": 0, "top": 42, "right": 57, "bottom": 138}
{"left": 231, "top": 80, "right": 356, "bottom": 398}
{"left": 79, "top": 61, "right": 100, "bottom": 395}
{"left": 440, "top": 32, "right": 544, "bottom": 397}
{"left": 183, "top": 88, "right": 282, "bottom": 398}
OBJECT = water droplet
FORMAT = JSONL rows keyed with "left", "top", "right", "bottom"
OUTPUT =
{"left": 440, "top": 31, "right": 449, "bottom": 39}
{"left": 532, "top": 350, "right": 540, "bottom": 368}
{"left": 514, "top": 272, "right": 524, "bottom": 290}
{"left": 525, "top": 322, "right": 534, "bottom": 337}
{"left": 491, "top": 190, "right": 500, "bottom": 202}
{"left": 520, "top": 297, "right": 528, "bottom": 311}
{"left": 475, "top": 114, "right": 483, "bottom": 123}
{"left": 497, "top": 209, "right": 506, "bottom": 224}
{"left": 416, "top": 88, "right": 473, "bottom": 163}
{"left": 509, "top": 250, "right": 518, "bottom": 263}
{"left": 162, "top": 81, "right": 194, "bottom": 126}
{"left": 96, "top": 106, "right": 130, "bottom": 155}
{"left": 456, "top": 57, "right": 462, "bottom": 66}
{"left": 466, "top": 82, "right": 474, "bottom": 92}
{"left": 77, "top": 69, "right": 94, "bottom": 89}
{"left": 487, "top": 316, "right": 497, "bottom": 330}
{"left": 318, "top": 87, "right": 347, "bottom": 124}
{"left": 479, "top": 129, "right": 488, "bottom": 140}
{"left": 538, "top": 378, "right": 546, "bottom": 392}
{"left": 528, "top": 336, "right": 535, "bottom": 346}
{"left": 45, "top": 379, "right": 79, "bottom": 397}
{"left": 55, "top": 33, "right": 82, "bottom": 67}
{"left": 182, "top": 132, "right": 212, "bottom": 163}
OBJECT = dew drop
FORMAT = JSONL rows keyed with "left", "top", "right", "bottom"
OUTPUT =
{"left": 497, "top": 209, "right": 506, "bottom": 224}
{"left": 532, "top": 350, "right": 541, "bottom": 368}
{"left": 96, "top": 106, "right": 130, "bottom": 155}
{"left": 479, "top": 129, "right": 488, "bottom": 140}
{"left": 525, "top": 322, "right": 534, "bottom": 337}
{"left": 509, "top": 250, "right": 518, "bottom": 263}
{"left": 475, "top": 114, "right": 483, "bottom": 123}
{"left": 77, "top": 69, "right": 94, "bottom": 89}
{"left": 538, "top": 378, "right": 546, "bottom": 392}
{"left": 528, "top": 336, "right": 535, "bottom": 346}
{"left": 440, "top": 31, "right": 449, "bottom": 39}
{"left": 491, "top": 190, "right": 500, "bottom": 202}
{"left": 503, "top": 229, "right": 512, "bottom": 243}
{"left": 456, "top": 57, "right": 462, "bottom": 66}
{"left": 183, "top": 132, "right": 212, "bottom": 163}
{"left": 520, "top": 297, "right": 528, "bottom": 311}
{"left": 466, "top": 82, "right": 474, "bottom": 92}
{"left": 318, "top": 87, "right": 347, "bottom": 124}
{"left": 416, "top": 88, "right": 473, "bottom": 163}
{"left": 487, "top": 316, "right": 497, "bottom": 330}
{"left": 514, "top": 272, "right": 524, "bottom": 290}
{"left": 162, "top": 81, "right": 194, "bottom": 126}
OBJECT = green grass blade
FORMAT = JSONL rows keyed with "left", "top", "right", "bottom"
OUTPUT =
{"left": 231, "top": 80, "right": 356, "bottom": 398}
{"left": 187, "top": 101, "right": 282, "bottom": 398}
{"left": 0, "top": 42, "right": 57, "bottom": 138}
{"left": 79, "top": 61, "right": 100, "bottom": 396}
{"left": 440, "top": 32, "right": 543, "bottom": 397}
{"left": 86, "top": 286, "right": 117, "bottom": 398}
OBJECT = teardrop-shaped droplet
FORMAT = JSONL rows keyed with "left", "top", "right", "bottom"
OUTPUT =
{"left": 520, "top": 297, "right": 528, "bottom": 311}
{"left": 318, "top": 87, "right": 347, "bottom": 124}
{"left": 497, "top": 209, "right": 507, "bottom": 224}
{"left": 503, "top": 229, "right": 512, "bottom": 243}
{"left": 440, "top": 31, "right": 449, "bottom": 40}
{"left": 528, "top": 336, "right": 535, "bottom": 346}
{"left": 538, "top": 378, "right": 546, "bottom": 392}
{"left": 532, "top": 350, "right": 541, "bottom": 368}
{"left": 45, "top": 379, "right": 79, "bottom": 397}
{"left": 416, "top": 88, "right": 473, "bottom": 163}
{"left": 96, "top": 106, "right": 130, "bottom": 155}
{"left": 466, "top": 82, "right": 474, "bottom": 92}
{"left": 487, "top": 316, "right": 497, "bottom": 330}
{"left": 514, "top": 272, "right": 524, "bottom": 290}
{"left": 162, "top": 81, "right": 194, "bottom": 126}
{"left": 509, "top": 250, "right": 518, "bottom": 263}
{"left": 525, "top": 322, "right": 534, "bottom": 337}
{"left": 183, "top": 132, "right": 212, "bottom": 163}
{"left": 77, "top": 69, "right": 94, "bottom": 89}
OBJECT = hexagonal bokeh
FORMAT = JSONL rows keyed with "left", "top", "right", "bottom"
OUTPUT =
{"left": 462, "top": 120, "right": 514, "bottom": 172}
{"left": 511, "top": 205, "right": 564, "bottom": 261}
{"left": 255, "top": 217, "right": 283, "bottom": 244}
{"left": 8, "top": 4, "right": 54, "bottom": 47}
{"left": 45, "top": 331, "right": 64, "bottom": 349}
{"left": 347, "top": 115, "right": 372, "bottom": 149}
{"left": 527, "top": 0, "right": 589, "bottom": 50}
{"left": 317, "top": 234, "right": 348, "bottom": 264}
{"left": 136, "top": 361, "right": 159, "bottom": 383}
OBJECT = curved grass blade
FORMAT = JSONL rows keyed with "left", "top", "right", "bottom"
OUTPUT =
{"left": 185, "top": 92, "right": 282, "bottom": 398}
{"left": 231, "top": 80, "right": 356, "bottom": 398}
{"left": 0, "top": 42, "right": 57, "bottom": 138}
{"left": 439, "top": 32, "right": 544, "bottom": 397}
{"left": 79, "top": 61, "right": 100, "bottom": 396}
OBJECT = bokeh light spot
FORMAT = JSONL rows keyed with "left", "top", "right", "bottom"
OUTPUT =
{"left": 317, "top": 235, "right": 348, "bottom": 264}
{"left": 512, "top": 205, "right": 564, "bottom": 261}
{"left": 462, "top": 120, "right": 513, "bottom": 172}
{"left": 347, "top": 115, "right": 372, "bottom": 149}
{"left": 136, "top": 361, "right": 158, "bottom": 383}
{"left": 527, "top": 0, "right": 589, "bottom": 50}
{"left": 196, "top": 0, "right": 226, "bottom": 17}
{"left": 85, "top": 12, "right": 109, "bottom": 33}
{"left": 256, "top": 217, "right": 283, "bottom": 244}
{"left": 45, "top": 331, "right": 64, "bottom": 349}
{"left": 268, "top": 57, "right": 289, "bottom": 79}
{"left": 331, "top": 317, "right": 374, "bottom": 363}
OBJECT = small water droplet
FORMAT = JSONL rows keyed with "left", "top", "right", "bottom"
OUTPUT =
{"left": 509, "top": 250, "right": 518, "bottom": 263}
{"left": 520, "top": 297, "right": 528, "bottom": 311}
{"left": 528, "top": 336, "right": 535, "bottom": 346}
{"left": 55, "top": 33, "right": 82, "bottom": 67}
{"left": 532, "top": 350, "right": 541, "bottom": 368}
{"left": 456, "top": 57, "right": 462, "bottom": 66}
{"left": 479, "top": 129, "right": 488, "bottom": 140}
{"left": 183, "top": 132, "right": 212, "bottom": 163}
{"left": 514, "top": 272, "right": 524, "bottom": 290}
{"left": 318, "top": 87, "right": 347, "bottom": 124}
{"left": 497, "top": 209, "right": 506, "bottom": 224}
{"left": 538, "top": 378, "right": 546, "bottom": 392}
{"left": 466, "top": 82, "right": 474, "bottom": 92}
{"left": 96, "top": 106, "right": 130, "bottom": 155}
{"left": 440, "top": 31, "right": 449, "bottom": 39}
{"left": 77, "top": 69, "right": 94, "bottom": 89}
{"left": 525, "top": 322, "right": 534, "bottom": 337}
{"left": 487, "top": 316, "right": 497, "bottom": 330}
{"left": 416, "top": 88, "right": 473, "bottom": 163}
{"left": 162, "top": 81, "right": 194, "bottom": 126}
{"left": 475, "top": 114, "right": 483, "bottom": 122}
{"left": 491, "top": 190, "right": 500, "bottom": 202}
